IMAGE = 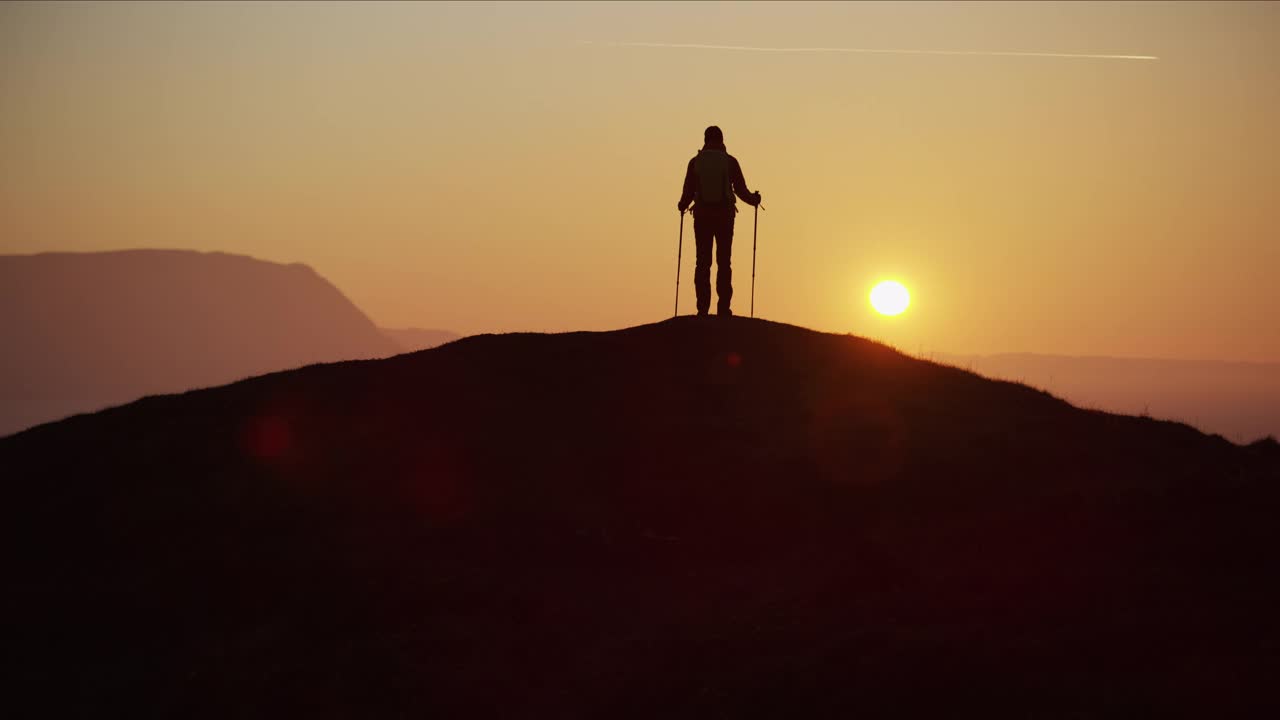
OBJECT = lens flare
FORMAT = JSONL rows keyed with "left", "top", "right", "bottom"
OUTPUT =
{"left": 870, "top": 281, "right": 910, "bottom": 316}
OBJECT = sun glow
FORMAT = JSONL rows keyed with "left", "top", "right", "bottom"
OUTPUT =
{"left": 870, "top": 281, "right": 910, "bottom": 316}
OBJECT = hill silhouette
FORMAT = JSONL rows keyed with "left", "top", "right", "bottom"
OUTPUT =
{"left": 937, "top": 352, "right": 1280, "bottom": 444}
{"left": 0, "top": 250, "right": 399, "bottom": 436}
{"left": 5, "top": 317, "right": 1279, "bottom": 718}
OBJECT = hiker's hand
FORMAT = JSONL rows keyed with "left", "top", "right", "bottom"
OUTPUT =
{"left": 678, "top": 201, "right": 689, "bottom": 214}
{"left": 750, "top": 192, "right": 762, "bottom": 207}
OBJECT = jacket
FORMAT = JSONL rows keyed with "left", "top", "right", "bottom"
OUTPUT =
{"left": 679, "top": 144, "right": 758, "bottom": 213}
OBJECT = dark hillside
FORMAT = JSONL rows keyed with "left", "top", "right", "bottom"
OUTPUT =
{"left": 5, "top": 317, "right": 1279, "bottom": 718}
{"left": 936, "top": 352, "right": 1280, "bottom": 443}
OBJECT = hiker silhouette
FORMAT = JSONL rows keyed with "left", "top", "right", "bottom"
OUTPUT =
{"left": 677, "top": 126, "right": 762, "bottom": 316}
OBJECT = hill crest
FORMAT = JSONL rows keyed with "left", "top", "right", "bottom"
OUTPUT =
{"left": 5, "top": 316, "right": 1279, "bottom": 717}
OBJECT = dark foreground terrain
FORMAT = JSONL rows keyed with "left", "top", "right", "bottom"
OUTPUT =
{"left": 6, "top": 318, "right": 1279, "bottom": 717}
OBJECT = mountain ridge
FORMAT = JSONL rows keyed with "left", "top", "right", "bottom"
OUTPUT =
{"left": 0, "top": 249, "right": 400, "bottom": 436}
{"left": 379, "top": 326, "right": 462, "bottom": 353}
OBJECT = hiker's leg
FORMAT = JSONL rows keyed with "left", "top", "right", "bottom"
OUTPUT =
{"left": 693, "top": 212, "right": 714, "bottom": 315}
{"left": 715, "top": 211, "right": 735, "bottom": 313}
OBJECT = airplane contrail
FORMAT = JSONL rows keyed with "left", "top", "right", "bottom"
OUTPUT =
{"left": 582, "top": 41, "right": 1158, "bottom": 61}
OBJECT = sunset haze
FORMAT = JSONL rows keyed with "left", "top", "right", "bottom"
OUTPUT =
{"left": 2, "top": 1, "right": 1277, "bottom": 361}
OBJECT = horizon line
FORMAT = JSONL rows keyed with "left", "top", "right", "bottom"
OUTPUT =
{"left": 582, "top": 41, "right": 1159, "bottom": 61}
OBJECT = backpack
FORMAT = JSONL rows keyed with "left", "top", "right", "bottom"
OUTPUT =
{"left": 693, "top": 150, "right": 734, "bottom": 206}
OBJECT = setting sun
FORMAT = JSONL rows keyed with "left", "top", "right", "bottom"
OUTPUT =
{"left": 870, "top": 281, "right": 910, "bottom": 316}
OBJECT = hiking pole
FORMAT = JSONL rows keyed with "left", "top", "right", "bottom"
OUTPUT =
{"left": 750, "top": 201, "right": 759, "bottom": 318}
{"left": 674, "top": 210, "right": 685, "bottom": 317}
{"left": 749, "top": 199, "right": 767, "bottom": 318}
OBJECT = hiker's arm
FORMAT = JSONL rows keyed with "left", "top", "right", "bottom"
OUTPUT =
{"left": 678, "top": 158, "right": 696, "bottom": 212}
{"left": 731, "top": 158, "right": 761, "bottom": 206}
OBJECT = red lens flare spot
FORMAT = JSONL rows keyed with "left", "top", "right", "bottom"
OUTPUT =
{"left": 243, "top": 416, "right": 292, "bottom": 460}
{"left": 726, "top": 352, "right": 742, "bottom": 368}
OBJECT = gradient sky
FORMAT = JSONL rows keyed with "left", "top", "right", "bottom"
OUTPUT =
{"left": 2, "top": 1, "right": 1277, "bottom": 361}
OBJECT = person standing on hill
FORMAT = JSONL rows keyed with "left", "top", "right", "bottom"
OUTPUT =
{"left": 677, "top": 126, "right": 762, "bottom": 317}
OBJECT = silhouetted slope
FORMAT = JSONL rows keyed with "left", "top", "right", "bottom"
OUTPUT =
{"left": 0, "top": 250, "right": 399, "bottom": 436}
{"left": 5, "top": 318, "right": 1279, "bottom": 718}
{"left": 379, "top": 326, "right": 461, "bottom": 352}
{"left": 937, "top": 352, "right": 1280, "bottom": 443}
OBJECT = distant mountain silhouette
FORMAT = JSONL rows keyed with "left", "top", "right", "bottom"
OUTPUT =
{"left": 936, "top": 352, "right": 1280, "bottom": 443}
{"left": 379, "top": 326, "right": 461, "bottom": 352}
{"left": 0, "top": 250, "right": 400, "bottom": 436}
{"left": 5, "top": 318, "right": 1278, "bottom": 717}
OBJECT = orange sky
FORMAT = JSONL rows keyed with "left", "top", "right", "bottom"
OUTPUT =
{"left": 2, "top": 1, "right": 1277, "bottom": 361}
